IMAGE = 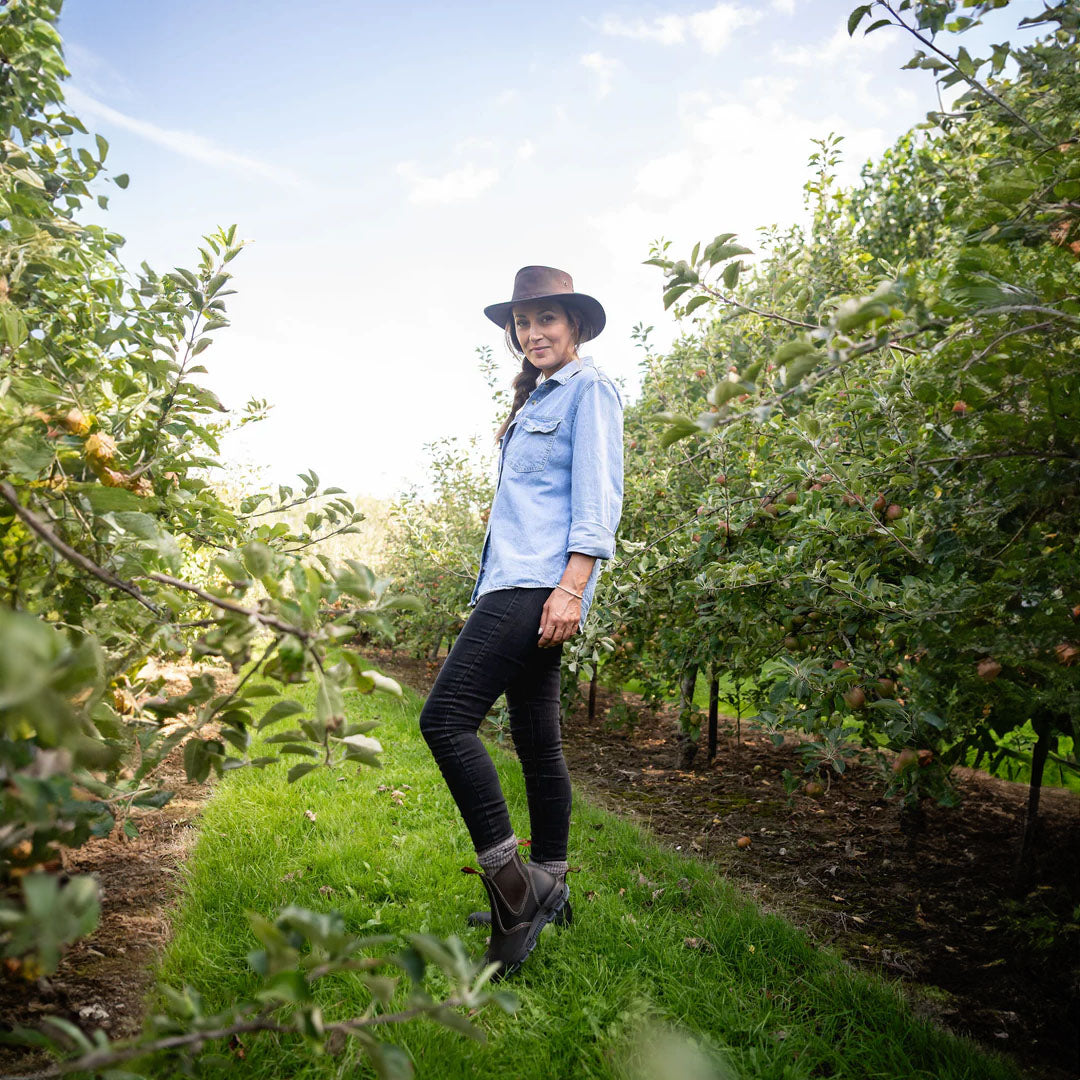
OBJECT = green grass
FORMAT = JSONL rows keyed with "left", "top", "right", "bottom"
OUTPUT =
{"left": 155, "top": 661, "right": 1021, "bottom": 1080}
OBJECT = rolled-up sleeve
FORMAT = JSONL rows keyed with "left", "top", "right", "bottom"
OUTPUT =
{"left": 568, "top": 377, "right": 624, "bottom": 560}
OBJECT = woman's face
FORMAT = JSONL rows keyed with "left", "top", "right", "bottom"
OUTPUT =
{"left": 512, "top": 300, "right": 578, "bottom": 375}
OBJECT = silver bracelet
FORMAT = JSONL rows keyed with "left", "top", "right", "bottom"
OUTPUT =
{"left": 555, "top": 583, "right": 584, "bottom": 600}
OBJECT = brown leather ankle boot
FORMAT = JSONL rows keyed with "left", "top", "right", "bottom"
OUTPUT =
{"left": 462, "top": 850, "right": 568, "bottom": 980}
{"left": 466, "top": 889, "right": 572, "bottom": 929}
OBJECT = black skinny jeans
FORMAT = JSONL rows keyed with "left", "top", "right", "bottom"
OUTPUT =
{"left": 418, "top": 587, "right": 572, "bottom": 863}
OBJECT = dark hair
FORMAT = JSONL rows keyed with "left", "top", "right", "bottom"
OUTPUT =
{"left": 494, "top": 301, "right": 596, "bottom": 442}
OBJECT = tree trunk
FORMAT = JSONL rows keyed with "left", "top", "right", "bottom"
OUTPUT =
{"left": 677, "top": 662, "right": 698, "bottom": 769}
{"left": 588, "top": 668, "right": 598, "bottom": 721}
{"left": 707, "top": 668, "right": 719, "bottom": 762}
{"left": 1017, "top": 711, "right": 1055, "bottom": 879}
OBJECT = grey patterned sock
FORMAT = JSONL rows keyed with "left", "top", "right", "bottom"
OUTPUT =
{"left": 476, "top": 834, "right": 519, "bottom": 874}
{"left": 533, "top": 859, "right": 568, "bottom": 881}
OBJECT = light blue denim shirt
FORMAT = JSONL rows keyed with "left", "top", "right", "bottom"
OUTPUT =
{"left": 469, "top": 355, "right": 624, "bottom": 630}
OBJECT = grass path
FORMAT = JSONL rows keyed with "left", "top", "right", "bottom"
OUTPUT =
{"left": 156, "top": 661, "right": 1019, "bottom": 1080}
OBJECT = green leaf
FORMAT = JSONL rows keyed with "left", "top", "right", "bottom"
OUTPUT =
{"left": 658, "top": 414, "right": 702, "bottom": 447}
{"left": 773, "top": 340, "right": 815, "bottom": 364}
{"left": 663, "top": 284, "right": 692, "bottom": 309}
{"left": 784, "top": 354, "right": 819, "bottom": 388}
{"left": 0, "top": 302, "right": 28, "bottom": 347}
{"left": 704, "top": 242, "right": 752, "bottom": 263}
{"left": 114, "top": 173, "right": 130, "bottom": 188}
{"left": 287, "top": 762, "right": 319, "bottom": 783}
{"left": 848, "top": 4, "right": 872, "bottom": 35}
{"left": 707, "top": 380, "right": 743, "bottom": 407}
{"left": 683, "top": 294, "right": 710, "bottom": 316}
{"left": 257, "top": 700, "right": 306, "bottom": 730}
{"left": 83, "top": 486, "right": 157, "bottom": 513}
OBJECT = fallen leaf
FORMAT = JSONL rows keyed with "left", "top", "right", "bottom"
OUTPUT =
{"left": 683, "top": 937, "right": 714, "bottom": 951}
{"left": 304, "top": 809, "right": 317, "bottom": 823}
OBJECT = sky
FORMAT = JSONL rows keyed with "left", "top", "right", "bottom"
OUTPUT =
{"left": 52, "top": 0, "right": 1028, "bottom": 499}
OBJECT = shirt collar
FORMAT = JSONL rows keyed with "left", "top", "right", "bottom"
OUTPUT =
{"left": 539, "top": 355, "right": 590, "bottom": 386}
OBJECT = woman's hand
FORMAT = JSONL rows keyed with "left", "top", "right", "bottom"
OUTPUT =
{"left": 538, "top": 589, "right": 581, "bottom": 648}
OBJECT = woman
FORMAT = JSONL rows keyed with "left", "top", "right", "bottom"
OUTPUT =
{"left": 419, "top": 265, "right": 624, "bottom": 980}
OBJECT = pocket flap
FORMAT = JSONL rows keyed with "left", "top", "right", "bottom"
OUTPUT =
{"left": 521, "top": 416, "right": 561, "bottom": 434}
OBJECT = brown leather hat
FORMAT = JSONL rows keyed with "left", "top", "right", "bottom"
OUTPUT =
{"left": 484, "top": 265, "right": 606, "bottom": 342}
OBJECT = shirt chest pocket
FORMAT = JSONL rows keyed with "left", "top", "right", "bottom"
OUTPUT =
{"left": 507, "top": 415, "right": 562, "bottom": 473}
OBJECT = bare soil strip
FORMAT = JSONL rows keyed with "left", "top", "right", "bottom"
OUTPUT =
{"left": 0, "top": 662, "right": 233, "bottom": 1076}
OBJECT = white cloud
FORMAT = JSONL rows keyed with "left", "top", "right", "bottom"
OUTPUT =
{"left": 395, "top": 160, "right": 500, "bottom": 205}
{"left": 581, "top": 51, "right": 620, "bottom": 98}
{"left": 455, "top": 135, "right": 496, "bottom": 154}
{"left": 516, "top": 140, "right": 536, "bottom": 161}
{"left": 64, "top": 43, "right": 136, "bottom": 102}
{"left": 635, "top": 150, "right": 695, "bottom": 198}
{"left": 770, "top": 21, "right": 901, "bottom": 118}
{"left": 775, "top": 21, "right": 891, "bottom": 67}
{"left": 590, "top": 74, "right": 888, "bottom": 294}
{"left": 771, "top": 0, "right": 796, "bottom": 12}
{"left": 65, "top": 87, "right": 302, "bottom": 186}
{"left": 600, "top": 10, "right": 685, "bottom": 45}
{"left": 495, "top": 89, "right": 520, "bottom": 107}
{"left": 599, "top": 3, "right": 760, "bottom": 54}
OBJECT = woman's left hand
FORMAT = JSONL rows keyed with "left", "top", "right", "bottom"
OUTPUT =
{"left": 538, "top": 590, "right": 581, "bottom": 648}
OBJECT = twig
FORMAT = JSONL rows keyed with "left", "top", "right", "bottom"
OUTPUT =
{"left": 962, "top": 320, "right": 1054, "bottom": 370}
{"left": 144, "top": 573, "right": 311, "bottom": 640}
{"left": 879, "top": 1, "right": 1053, "bottom": 146}
{"left": 1, "top": 997, "right": 472, "bottom": 1080}
{"left": 696, "top": 282, "right": 818, "bottom": 329}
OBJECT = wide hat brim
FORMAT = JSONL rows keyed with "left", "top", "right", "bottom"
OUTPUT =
{"left": 484, "top": 265, "right": 606, "bottom": 344}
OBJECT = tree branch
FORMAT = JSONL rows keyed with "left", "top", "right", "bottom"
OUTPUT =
{"left": 879, "top": 1, "right": 1053, "bottom": 146}
{"left": 0, "top": 480, "right": 313, "bottom": 641}
{"left": 0, "top": 481, "right": 165, "bottom": 617}
{"left": 1, "top": 997, "right": 473, "bottom": 1080}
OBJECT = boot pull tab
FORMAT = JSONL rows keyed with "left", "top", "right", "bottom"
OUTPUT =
{"left": 461, "top": 865, "right": 482, "bottom": 876}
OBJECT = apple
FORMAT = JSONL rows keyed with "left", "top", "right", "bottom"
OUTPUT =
{"left": 1055, "top": 642, "right": 1079, "bottom": 666}
{"left": 977, "top": 658, "right": 1002, "bottom": 681}
{"left": 872, "top": 493, "right": 887, "bottom": 513}
{"left": 892, "top": 748, "right": 918, "bottom": 773}
{"left": 843, "top": 687, "right": 866, "bottom": 709}
{"left": 62, "top": 408, "right": 90, "bottom": 436}
{"left": 885, "top": 504, "right": 903, "bottom": 520}
{"left": 784, "top": 491, "right": 798, "bottom": 505}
